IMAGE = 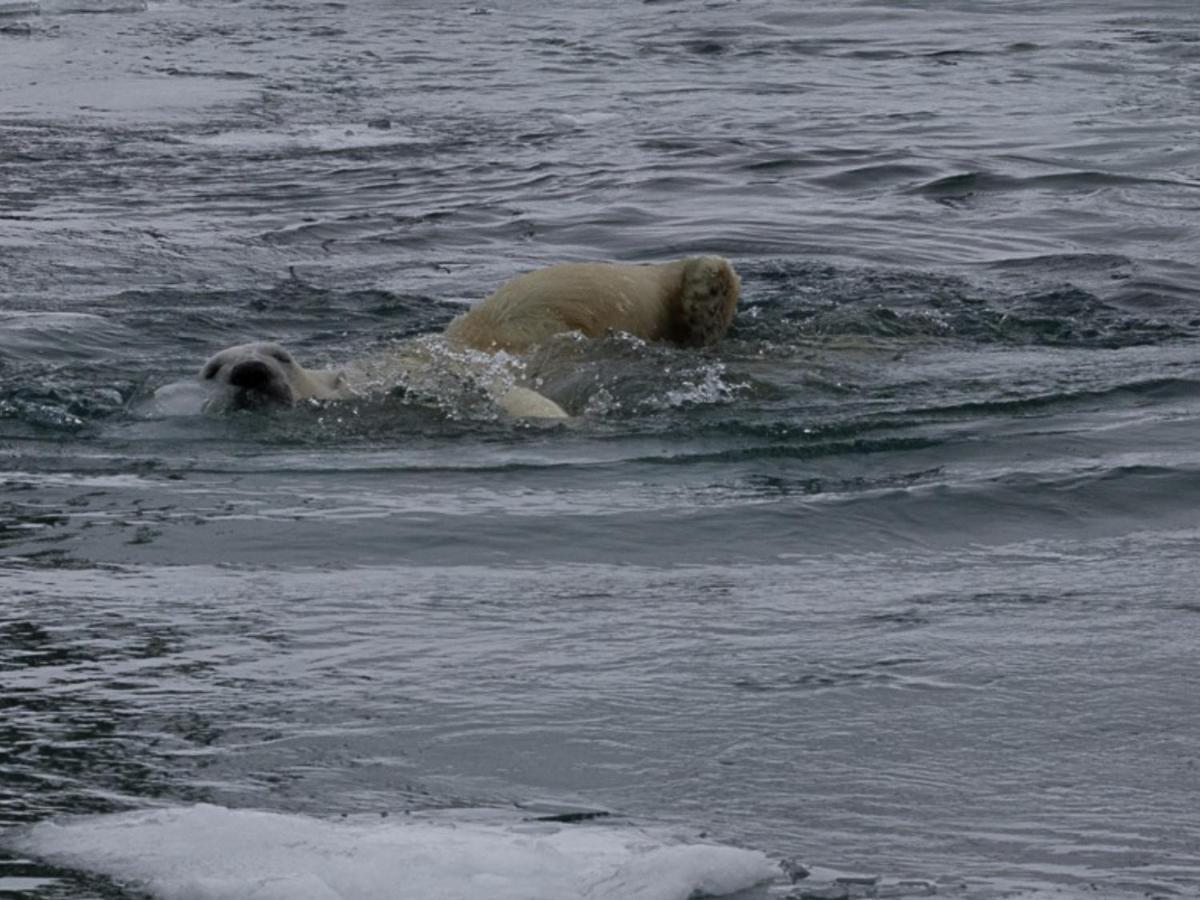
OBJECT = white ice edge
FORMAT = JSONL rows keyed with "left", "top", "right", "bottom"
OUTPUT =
{"left": 5, "top": 803, "right": 783, "bottom": 900}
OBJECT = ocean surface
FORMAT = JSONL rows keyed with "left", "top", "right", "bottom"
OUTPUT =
{"left": 2, "top": 0, "right": 1200, "bottom": 898}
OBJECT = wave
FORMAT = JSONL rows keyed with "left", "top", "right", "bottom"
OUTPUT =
{"left": 735, "top": 258, "right": 1196, "bottom": 348}
{"left": 1, "top": 0, "right": 145, "bottom": 15}
{"left": 910, "top": 169, "right": 1193, "bottom": 201}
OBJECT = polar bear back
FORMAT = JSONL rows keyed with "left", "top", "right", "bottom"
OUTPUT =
{"left": 445, "top": 256, "right": 739, "bottom": 353}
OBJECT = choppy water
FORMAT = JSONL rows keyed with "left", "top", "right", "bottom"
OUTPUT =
{"left": 3, "top": 0, "right": 1200, "bottom": 898}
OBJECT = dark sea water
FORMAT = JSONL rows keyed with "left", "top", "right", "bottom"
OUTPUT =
{"left": 2, "top": 0, "right": 1200, "bottom": 898}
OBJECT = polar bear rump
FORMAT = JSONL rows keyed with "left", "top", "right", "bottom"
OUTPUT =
{"left": 444, "top": 256, "right": 740, "bottom": 353}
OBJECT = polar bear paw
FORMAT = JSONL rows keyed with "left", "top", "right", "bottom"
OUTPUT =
{"left": 677, "top": 256, "right": 741, "bottom": 347}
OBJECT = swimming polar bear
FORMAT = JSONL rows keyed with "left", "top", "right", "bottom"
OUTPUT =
{"left": 197, "top": 256, "right": 740, "bottom": 419}
{"left": 199, "top": 338, "right": 572, "bottom": 419}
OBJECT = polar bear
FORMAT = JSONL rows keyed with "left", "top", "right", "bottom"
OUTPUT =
{"left": 196, "top": 256, "right": 740, "bottom": 419}
{"left": 196, "top": 337, "right": 572, "bottom": 418}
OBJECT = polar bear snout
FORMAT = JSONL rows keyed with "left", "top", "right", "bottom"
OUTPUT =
{"left": 195, "top": 340, "right": 353, "bottom": 410}
{"left": 228, "top": 359, "right": 274, "bottom": 389}
{"left": 227, "top": 359, "right": 294, "bottom": 405}
{"left": 199, "top": 341, "right": 304, "bottom": 409}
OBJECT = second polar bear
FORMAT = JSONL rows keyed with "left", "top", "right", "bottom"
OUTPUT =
{"left": 197, "top": 256, "right": 740, "bottom": 419}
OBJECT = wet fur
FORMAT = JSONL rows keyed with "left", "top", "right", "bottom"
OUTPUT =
{"left": 444, "top": 256, "right": 740, "bottom": 353}
{"left": 200, "top": 256, "right": 740, "bottom": 418}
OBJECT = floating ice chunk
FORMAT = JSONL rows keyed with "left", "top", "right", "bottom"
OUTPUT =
{"left": 6, "top": 804, "right": 781, "bottom": 900}
{"left": 137, "top": 379, "right": 223, "bottom": 417}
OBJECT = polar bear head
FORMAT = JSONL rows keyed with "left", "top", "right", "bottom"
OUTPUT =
{"left": 200, "top": 341, "right": 348, "bottom": 409}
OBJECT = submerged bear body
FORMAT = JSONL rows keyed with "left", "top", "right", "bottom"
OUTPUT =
{"left": 193, "top": 256, "right": 740, "bottom": 419}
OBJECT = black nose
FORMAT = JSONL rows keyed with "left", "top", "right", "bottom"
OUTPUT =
{"left": 228, "top": 360, "right": 275, "bottom": 390}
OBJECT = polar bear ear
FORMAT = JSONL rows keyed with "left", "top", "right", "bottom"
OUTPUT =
{"left": 676, "top": 256, "right": 740, "bottom": 347}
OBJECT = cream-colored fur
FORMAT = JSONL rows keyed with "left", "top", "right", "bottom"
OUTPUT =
{"left": 199, "top": 338, "right": 563, "bottom": 418}
{"left": 199, "top": 341, "right": 348, "bottom": 404}
{"left": 445, "top": 256, "right": 740, "bottom": 353}
{"left": 197, "top": 256, "right": 740, "bottom": 419}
